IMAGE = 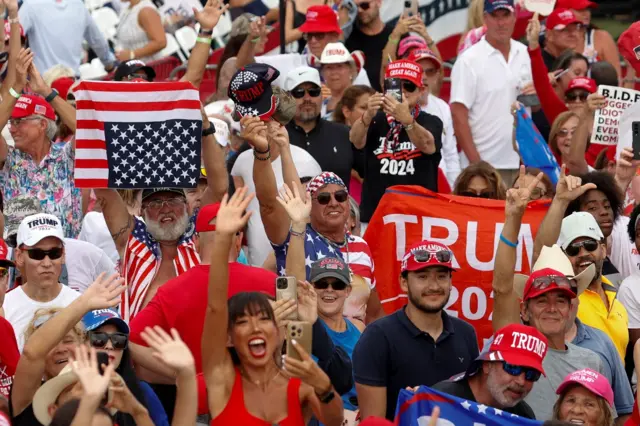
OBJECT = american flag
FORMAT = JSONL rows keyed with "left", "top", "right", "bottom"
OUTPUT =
{"left": 73, "top": 81, "right": 202, "bottom": 189}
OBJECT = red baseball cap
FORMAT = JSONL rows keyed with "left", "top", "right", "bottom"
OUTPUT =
{"left": 195, "top": 203, "right": 220, "bottom": 233}
{"left": 0, "top": 239, "right": 15, "bottom": 268}
{"left": 298, "top": 5, "right": 341, "bottom": 34}
{"left": 478, "top": 324, "right": 548, "bottom": 375}
{"left": 555, "top": 0, "right": 597, "bottom": 10}
{"left": 51, "top": 77, "right": 75, "bottom": 101}
{"left": 385, "top": 60, "right": 424, "bottom": 87}
{"left": 408, "top": 48, "right": 442, "bottom": 69}
{"left": 11, "top": 95, "right": 55, "bottom": 120}
{"left": 521, "top": 267, "right": 577, "bottom": 301}
{"left": 618, "top": 22, "right": 640, "bottom": 76}
{"left": 565, "top": 76, "right": 597, "bottom": 94}
{"left": 556, "top": 369, "right": 614, "bottom": 407}
{"left": 401, "top": 240, "right": 456, "bottom": 273}
{"left": 546, "top": 8, "right": 581, "bottom": 30}
{"left": 398, "top": 35, "right": 427, "bottom": 58}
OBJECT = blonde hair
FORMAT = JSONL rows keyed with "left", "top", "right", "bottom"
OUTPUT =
{"left": 42, "top": 65, "right": 75, "bottom": 87}
{"left": 552, "top": 384, "right": 614, "bottom": 426}
{"left": 549, "top": 111, "right": 579, "bottom": 157}
{"left": 453, "top": 161, "right": 508, "bottom": 200}
{"left": 23, "top": 308, "right": 85, "bottom": 345}
{"left": 466, "top": 0, "right": 485, "bottom": 32}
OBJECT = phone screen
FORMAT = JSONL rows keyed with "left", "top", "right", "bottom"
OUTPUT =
{"left": 385, "top": 78, "right": 402, "bottom": 103}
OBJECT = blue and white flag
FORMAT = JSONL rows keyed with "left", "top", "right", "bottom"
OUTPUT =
{"left": 394, "top": 386, "right": 543, "bottom": 426}
{"left": 514, "top": 107, "right": 561, "bottom": 185}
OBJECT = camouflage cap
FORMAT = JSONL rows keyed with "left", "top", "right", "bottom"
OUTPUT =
{"left": 272, "top": 86, "right": 296, "bottom": 126}
{"left": 4, "top": 196, "right": 43, "bottom": 247}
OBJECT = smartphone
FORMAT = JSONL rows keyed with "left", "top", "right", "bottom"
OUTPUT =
{"left": 276, "top": 276, "right": 298, "bottom": 320}
{"left": 633, "top": 121, "right": 640, "bottom": 161}
{"left": 385, "top": 78, "right": 402, "bottom": 103}
{"left": 285, "top": 321, "right": 312, "bottom": 362}
{"left": 404, "top": 0, "right": 418, "bottom": 17}
{"left": 516, "top": 94, "right": 541, "bottom": 107}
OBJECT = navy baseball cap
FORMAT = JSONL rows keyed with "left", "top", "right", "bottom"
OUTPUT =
{"left": 228, "top": 63, "right": 280, "bottom": 121}
{"left": 484, "top": 0, "right": 514, "bottom": 13}
{"left": 82, "top": 309, "right": 129, "bottom": 334}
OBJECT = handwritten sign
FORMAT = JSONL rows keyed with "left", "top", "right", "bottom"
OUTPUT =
{"left": 523, "top": 0, "right": 555, "bottom": 16}
{"left": 591, "top": 85, "right": 640, "bottom": 146}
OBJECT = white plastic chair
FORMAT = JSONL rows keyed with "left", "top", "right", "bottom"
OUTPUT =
{"left": 79, "top": 62, "right": 108, "bottom": 79}
{"left": 211, "top": 11, "right": 232, "bottom": 46}
{"left": 84, "top": 0, "right": 106, "bottom": 12}
{"left": 161, "top": 33, "right": 186, "bottom": 62}
{"left": 91, "top": 7, "right": 119, "bottom": 41}
{"left": 174, "top": 26, "right": 197, "bottom": 56}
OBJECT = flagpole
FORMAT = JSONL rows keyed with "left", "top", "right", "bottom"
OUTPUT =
{"left": 279, "top": 0, "right": 286, "bottom": 53}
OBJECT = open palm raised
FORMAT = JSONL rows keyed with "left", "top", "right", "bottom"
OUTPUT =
{"left": 277, "top": 182, "right": 311, "bottom": 224}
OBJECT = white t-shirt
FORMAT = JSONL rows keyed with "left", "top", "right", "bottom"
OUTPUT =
{"left": 63, "top": 238, "right": 118, "bottom": 293}
{"left": 78, "top": 212, "right": 120, "bottom": 265}
{"left": 608, "top": 216, "right": 640, "bottom": 280}
{"left": 422, "top": 94, "right": 460, "bottom": 188}
{"left": 256, "top": 53, "right": 371, "bottom": 89}
{"left": 231, "top": 146, "right": 322, "bottom": 266}
{"left": 619, "top": 274, "right": 640, "bottom": 329}
{"left": 449, "top": 37, "right": 532, "bottom": 170}
{"left": 3, "top": 285, "right": 80, "bottom": 352}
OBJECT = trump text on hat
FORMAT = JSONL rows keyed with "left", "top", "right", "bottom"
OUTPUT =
{"left": 27, "top": 217, "right": 60, "bottom": 229}
{"left": 234, "top": 81, "right": 266, "bottom": 103}
{"left": 494, "top": 330, "right": 547, "bottom": 357}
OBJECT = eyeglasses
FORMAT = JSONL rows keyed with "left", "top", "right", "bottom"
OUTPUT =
{"left": 143, "top": 197, "right": 186, "bottom": 211}
{"left": 565, "top": 92, "right": 589, "bottom": 102}
{"left": 357, "top": 1, "right": 371, "bottom": 10}
{"left": 290, "top": 87, "right": 322, "bottom": 99}
{"left": 410, "top": 249, "right": 452, "bottom": 264}
{"left": 502, "top": 362, "right": 542, "bottom": 382}
{"left": 303, "top": 33, "right": 327, "bottom": 41}
{"left": 459, "top": 191, "right": 495, "bottom": 199}
{"left": 525, "top": 275, "right": 577, "bottom": 299}
{"left": 564, "top": 239, "right": 600, "bottom": 257}
{"left": 88, "top": 331, "right": 129, "bottom": 350}
{"left": 315, "top": 189, "right": 349, "bottom": 205}
{"left": 26, "top": 247, "right": 64, "bottom": 261}
{"left": 557, "top": 128, "right": 574, "bottom": 138}
{"left": 313, "top": 279, "right": 348, "bottom": 291}
{"left": 9, "top": 117, "right": 42, "bottom": 127}
{"left": 402, "top": 81, "right": 418, "bottom": 92}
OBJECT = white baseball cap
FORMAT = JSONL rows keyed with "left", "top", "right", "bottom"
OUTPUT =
{"left": 558, "top": 212, "right": 605, "bottom": 250}
{"left": 210, "top": 117, "right": 230, "bottom": 147}
{"left": 17, "top": 213, "right": 64, "bottom": 247}
{"left": 320, "top": 42, "right": 353, "bottom": 65}
{"left": 284, "top": 66, "right": 321, "bottom": 91}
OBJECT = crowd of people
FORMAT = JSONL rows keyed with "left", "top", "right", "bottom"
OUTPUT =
{"left": 0, "top": 0, "right": 638, "bottom": 424}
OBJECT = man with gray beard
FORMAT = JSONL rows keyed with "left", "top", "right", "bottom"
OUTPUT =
{"left": 284, "top": 66, "right": 359, "bottom": 188}
{"left": 433, "top": 324, "right": 546, "bottom": 419}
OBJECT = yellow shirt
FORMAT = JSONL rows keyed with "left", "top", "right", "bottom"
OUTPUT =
{"left": 578, "top": 277, "right": 629, "bottom": 362}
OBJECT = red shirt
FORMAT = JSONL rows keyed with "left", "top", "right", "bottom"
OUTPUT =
{"left": 130, "top": 263, "right": 277, "bottom": 373}
{"left": 0, "top": 316, "right": 19, "bottom": 398}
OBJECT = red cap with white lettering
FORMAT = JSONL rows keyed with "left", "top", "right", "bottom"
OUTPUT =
{"left": 565, "top": 76, "right": 596, "bottom": 94}
{"left": 479, "top": 324, "right": 548, "bottom": 375}
{"left": 384, "top": 60, "right": 424, "bottom": 87}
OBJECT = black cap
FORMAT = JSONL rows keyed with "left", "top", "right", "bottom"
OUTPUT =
{"left": 309, "top": 257, "right": 351, "bottom": 286}
{"left": 228, "top": 63, "right": 280, "bottom": 120}
{"left": 114, "top": 59, "right": 156, "bottom": 82}
{"left": 141, "top": 188, "right": 186, "bottom": 201}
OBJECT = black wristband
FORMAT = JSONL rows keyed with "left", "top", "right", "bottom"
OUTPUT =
{"left": 202, "top": 124, "right": 215, "bottom": 137}
{"left": 254, "top": 145, "right": 269, "bottom": 154}
{"left": 44, "top": 89, "right": 59, "bottom": 103}
{"left": 199, "top": 29, "right": 214, "bottom": 36}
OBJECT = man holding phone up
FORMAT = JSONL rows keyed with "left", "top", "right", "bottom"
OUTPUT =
{"left": 349, "top": 59, "right": 442, "bottom": 230}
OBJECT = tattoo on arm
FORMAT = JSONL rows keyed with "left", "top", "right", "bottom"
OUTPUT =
{"left": 111, "top": 215, "right": 133, "bottom": 241}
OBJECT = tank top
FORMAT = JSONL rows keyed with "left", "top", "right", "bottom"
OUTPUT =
{"left": 115, "top": 0, "right": 164, "bottom": 63}
{"left": 583, "top": 28, "right": 599, "bottom": 64}
{"left": 322, "top": 318, "right": 361, "bottom": 411}
{"left": 211, "top": 368, "right": 305, "bottom": 426}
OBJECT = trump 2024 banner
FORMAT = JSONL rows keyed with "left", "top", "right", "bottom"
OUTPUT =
{"left": 363, "top": 186, "right": 548, "bottom": 346}
{"left": 395, "top": 386, "right": 543, "bottom": 425}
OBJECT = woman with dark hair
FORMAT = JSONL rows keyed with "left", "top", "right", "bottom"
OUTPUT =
{"left": 333, "top": 85, "right": 375, "bottom": 127}
{"left": 452, "top": 161, "right": 507, "bottom": 200}
{"left": 202, "top": 188, "right": 344, "bottom": 426}
{"left": 512, "top": 166, "right": 554, "bottom": 200}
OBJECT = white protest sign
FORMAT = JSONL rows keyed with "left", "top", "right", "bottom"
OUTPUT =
{"left": 591, "top": 85, "right": 640, "bottom": 146}
{"left": 523, "top": 0, "right": 555, "bottom": 16}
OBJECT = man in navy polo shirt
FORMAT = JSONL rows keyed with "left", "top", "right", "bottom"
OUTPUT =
{"left": 353, "top": 240, "right": 479, "bottom": 421}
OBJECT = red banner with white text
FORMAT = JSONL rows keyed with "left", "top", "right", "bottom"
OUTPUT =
{"left": 363, "top": 186, "right": 549, "bottom": 346}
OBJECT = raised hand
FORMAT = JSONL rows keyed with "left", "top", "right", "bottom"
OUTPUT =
{"left": 4, "top": 0, "right": 18, "bottom": 15}
{"left": 107, "top": 373, "right": 145, "bottom": 415}
{"left": 586, "top": 93, "right": 606, "bottom": 112}
{"left": 15, "top": 48, "right": 34, "bottom": 89}
{"left": 193, "top": 0, "right": 229, "bottom": 31}
{"left": 383, "top": 95, "right": 413, "bottom": 126}
{"left": 270, "top": 298, "right": 297, "bottom": 328}
{"left": 296, "top": 281, "right": 318, "bottom": 324}
{"left": 364, "top": 93, "right": 384, "bottom": 123}
{"left": 555, "top": 164, "right": 597, "bottom": 203}
{"left": 276, "top": 182, "right": 311, "bottom": 225}
{"left": 80, "top": 272, "right": 126, "bottom": 311}
{"left": 284, "top": 340, "right": 332, "bottom": 395}
{"left": 505, "top": 166, "right": 544, "bottom": 216}
{"left": 28, "top": 63, "right": 50, "bottom": 97}
{"left": 614, "top": 147, "right": 639, "bottom": 187}
{"left": 270, "top": 123, "right": 290, "bottom": 149}
{"left": 240, "top": 116, "right": 269, "bottom": 152}
{"left": 526, "top": 13, "right": 540, "bottom": 50}
{"left": 70, "top": 345, "right": 115, "bottom": 399}
{"left": 140, "top": 326, "right": 195, "bottom": 377}
{"left": 215, "top": 186, "right": 254, "bottom": 236}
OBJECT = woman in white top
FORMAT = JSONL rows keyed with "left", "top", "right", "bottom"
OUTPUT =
{"left": 115, "top": 0, "right": 167, "bottom": 63}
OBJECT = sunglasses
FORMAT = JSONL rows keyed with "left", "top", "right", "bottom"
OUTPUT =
{"left": 313, "top": 279, "right": 348, "bottom": 291}
{"left": 411, "top": 249, "right": 452, "bottom": 264}
{"left": 290, "top": 87, "right": 322, "bottom": 99}
{"left": 315, "top": 189, "right": 349, "bottom": 205}
{"left": 88, "top": 331, "right": 129, "bottom": 350}
{"left": 357, "top": 1, "right": 371, "bottom": 10}
{"left": 565, "top": 92, "right": 589, "bottom": 102}
{"left": 402, "top": 81, "right": 418, "bottom": 92}
{"left": 525, "top": 275, "right": 577, "bottom": 298}
{"left": 459, "top": 191, "right": 495, "bottom": 199}
{"left": 9, "top": 117, "right": 42, "bottom": 127}
{"left": 564, "top": 239, "right": 599, "bottom": 257}
{"left": 502, "top": 362, "right": 542, "bottom": 382}
{"left": 303, "top": 33, "right": 327, "bottom": 41}
{"left": 26, "top": 247, "right": 64, "bottom": 261}
{"left": 143, "top": 197, "right": 185, "bottom": 211}
{"left": 557, "top": 128, "right": 574, "bottom": 137}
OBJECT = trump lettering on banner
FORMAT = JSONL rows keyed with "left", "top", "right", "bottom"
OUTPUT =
{"left": 363, "top": 186, "right": 548, "bottom": 344}
{"left": 591, "top": 85, "right": 640, "bottom": 146}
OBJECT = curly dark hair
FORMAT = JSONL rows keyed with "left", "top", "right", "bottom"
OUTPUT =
{"left": 565, "top": 171, "right": 623, "bottom": 222}
{"left": 627, "top": 203, "right": 640, "bottom": 243}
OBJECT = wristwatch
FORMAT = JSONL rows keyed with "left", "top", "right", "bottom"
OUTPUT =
{"left": 404, "top": 120, "right": 415, "bottom": 131}
{"left": 44, "top": 89, "right": 59, "bottom": 103}
{"left": 316, "top": 389, "right": 335, "bottom": 404}
{"left": 202, "top": 124, "right": 216, "bottom": 137}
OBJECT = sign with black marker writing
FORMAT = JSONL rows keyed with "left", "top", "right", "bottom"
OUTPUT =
{"left": 591, "top": 85, "right": 640, "bottom": 146}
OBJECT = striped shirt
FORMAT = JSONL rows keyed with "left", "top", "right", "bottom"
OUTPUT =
{"left": 120, "top": 216, "right": 200, "bottom": 322}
